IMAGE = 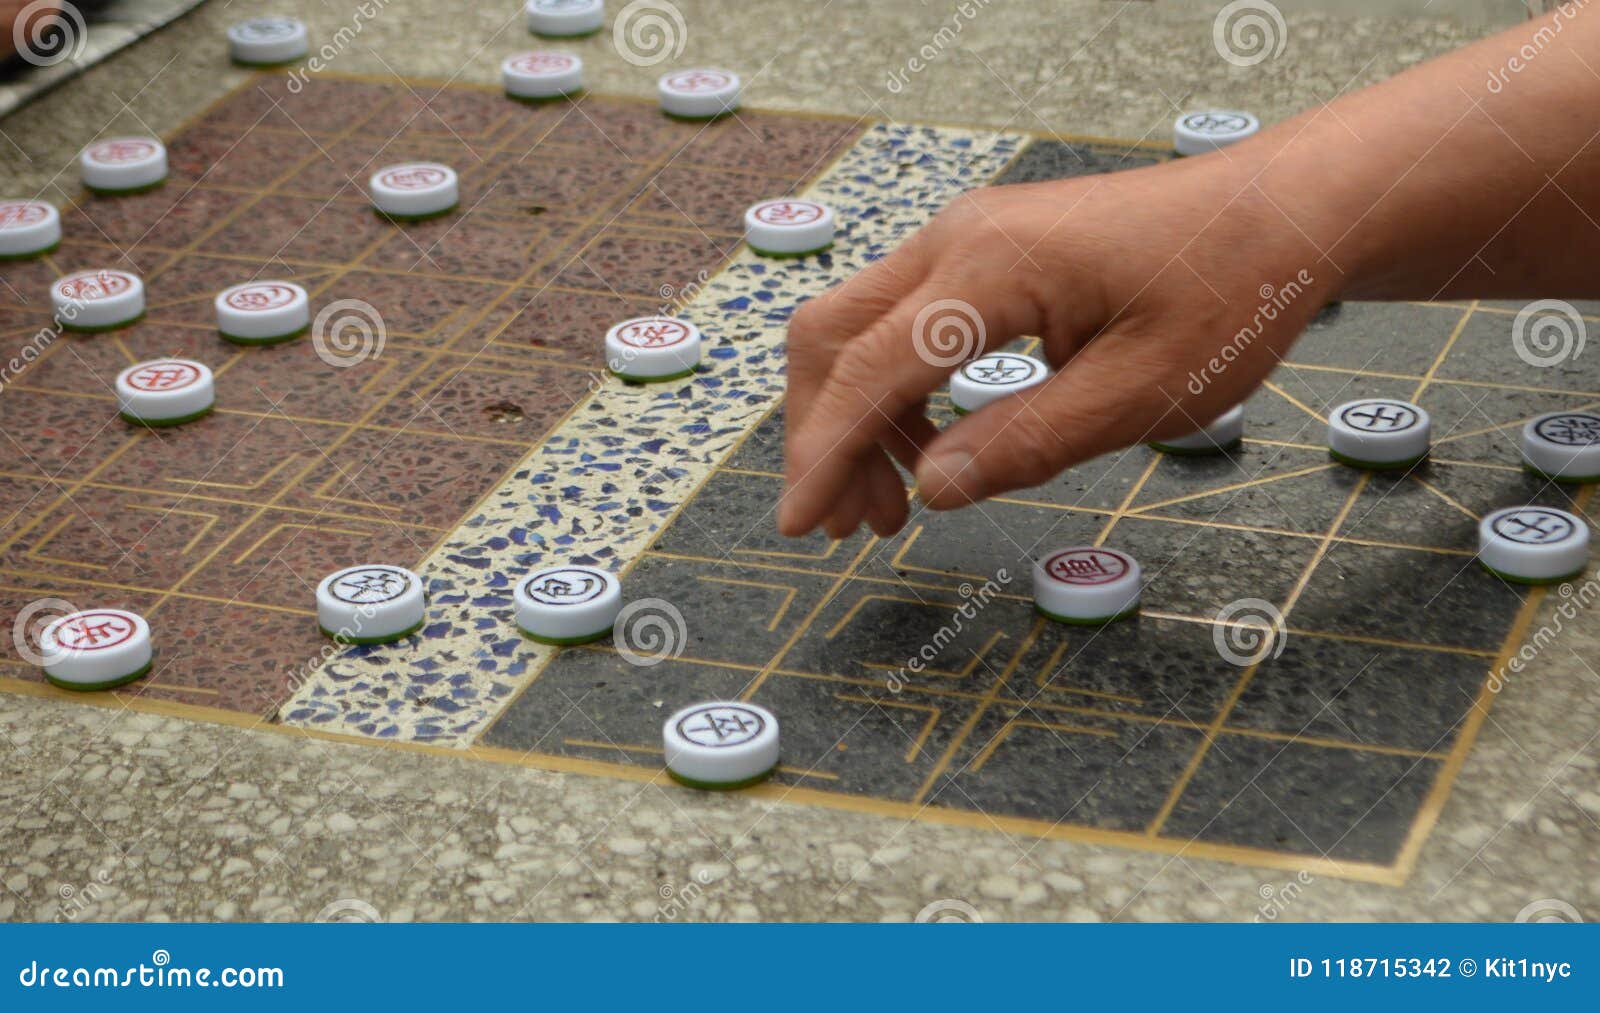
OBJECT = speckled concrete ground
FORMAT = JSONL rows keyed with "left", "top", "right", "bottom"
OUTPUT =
{"left": 4, "top": 0, "right": 1598, "bottom": 923}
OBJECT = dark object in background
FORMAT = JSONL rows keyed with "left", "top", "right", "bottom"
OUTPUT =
{"left": 2, "top": 1, "right": 112, "bottom": 74}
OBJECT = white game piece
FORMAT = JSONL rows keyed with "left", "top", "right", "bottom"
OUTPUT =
{"left": 1033, "top": 546, "right": 1141, "bottom": 625}
{"left": 227, "top": 16, "right": 308, "bottom": 66}
{"left": 1173, "top": 111, "right": 1260, "bottom": 157}
{"left": 1328, "top": 398, "right": 1430, "bottom": 470}
{"left": 605, "top": 316, "right": 702, "bottom": 382}
{"left": 1522, "top": 411, "right": 1600, "bottom": 483}
{"left": 502, "top": 51, "right": 584, "bottom": 100}
{"left": 1478, "top": 506, "right": 1590, "bottom": 585}
{"left": 949, "top": 352, "right": 1049, "bottom": 414}
{"left": 0, "top": 199, "right": 61, "bottom": 259}
{"left": 526, "top": 0, "right": 605, "bottom": 37}
{"left": 215, "top": 280, "right": 310, "bottom": 345}
{"left": 80, "top": 137, "right": 167, "bottom": 194}
{"left": 744, "top": 199, "right": 835, "bottom": 257}
{"left": 663, "top": 701, "right": 780, "bottom": 790}
{"left": 658, "top": 68, "right": 741, "bottom": 120}
{"left": 316, "top": 565, "right": 426, "bottom": 644}
{"left": 39, "top": 609, "right": 153, "bottom": 691}
{"left": 514, "top": 565, "right": 622, "bottom": 644}
{"left": 52, "top": 269, "right": 144, "bottom": 331}
{"left": 369, "top": 163, "right": 458, "bottom": 221}
{"left": 116, "top": 359, "right": 214, "bottom": 428}
{"left": 1151, "top": 404, "right": 1245, "bottom": 455}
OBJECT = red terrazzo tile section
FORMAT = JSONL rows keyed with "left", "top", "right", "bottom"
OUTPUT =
{"left": 97, "top": 412, "right": 348, "bottom": 499}
{"left": 544, "top": 225, "right": 735, "bottom": 298}
{"left": 209, "top": 337, "right": 429, "bottom": 422}
{"left": 196, "top": 75, "right": 399, "bottom": 136}
{"left": 1, "top": 77, "right": 860, "bottom": 722}
{"left": 203, "top": 195, "right": 392, "bottom": 264}
{"left": 452, "top": 285, "right": 651, "bottom": 367}
{"left": 333, "top": 270, "right": 503, "bottom": 340}
{"left": 181, "top": 507, "right": 438, "bottom": 613}
{"left": 0, "top": 387, "right": 133, "bottom": 480}
{"left": 280, "top": 426, "right": 529, "bottom": 519}
{"left": 368, "top": 355, "right": 593, "bottom": 440}
{"left": 18, "top": 320, "right": 232, "bottom": 394}
{"left": 357, "top": 86, "right": 521, "bottom": 146}
{"left": 58, "top": 187, "right": 252, "bottom": 255}
{"left": 0, "top": 488, "right": 258, "bottom": 591}
{"left": 618, "top": 165, "right": 795, "bottom": 233}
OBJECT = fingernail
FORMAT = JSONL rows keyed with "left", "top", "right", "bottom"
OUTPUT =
{"left": 917, "top": 450, "right": 975, "bottom": 508}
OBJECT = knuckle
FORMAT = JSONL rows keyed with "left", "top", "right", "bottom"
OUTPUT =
{"left": 831, "top": 338, "right": 885, "bottom": 392}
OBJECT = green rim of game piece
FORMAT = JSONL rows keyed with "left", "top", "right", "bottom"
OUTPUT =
{"left": 1149, "top": 438, "right": 1243, "bottom": 456}
{"left": 230, "top": 56, "right": 306, "bottom": 69}
{"left": 120, "top": 406, "right": 213, "bottom": 428}
{"left": 320, "top": 620, "right": 424, "bottom": 645}
{"left": 45, "top": 658, "right": 153, "bottom": 692}
{"left": 747, "top": 242, "right": 833, "bottom": 259}
{"left": 662, "top": 109, "right": 738, "bottom": 123}
{"left": 604, "top": 368, "right": 694, "bottom": 382}
{"left": 374, "top": 204, "right": 458, "bottom": 224}
{"left": 667, "top": 764, "right": 778, "bottom": 792}
{"left": 220, "top": 323, "right": 309, "bottom": 346}
{"left": 0, "top": 241, "right": 59, "bottom": 261}
{"left": 519, "top": 626, "right": 613, "bottom": 646}
{"left": 531, "top": 27, "right": 602, "bottom": 39}
{"left": 1035, "top": 603, "right": 1139, "bottom": 627}
{"left": 60, "top": 312, "right": 144, "bottom": 334}
{"left": 1328, "top": 449, "right": 1427, "bottom": 472}
{"left": 505, "top": 89, "right": 584, "bottom": 105}
{"left": 1479, "top": 562, "right": 1587, "bottom": 587}
{"left": 85, "top": 180, "right": 167, "bottom": 197}
{"left": 1523, "top": 463, "right": 1600, "bottom": 485}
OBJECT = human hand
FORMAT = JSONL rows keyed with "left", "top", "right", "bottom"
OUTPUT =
{"left": 778, "top": 153, "right": 1339, "bottom": 539}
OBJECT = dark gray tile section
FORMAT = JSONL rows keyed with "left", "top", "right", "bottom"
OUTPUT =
{"left": 1230, "top": 636, "right": 1489, "bottom": 754}
{"left": 1161, "top": 735, "right": 1441, "bottom": 864}
{"left": 933, "top": 707, "right": 1205, "bottom": 833}
{"left": 484, "top": 138, "right": 1597, "bottom": 867}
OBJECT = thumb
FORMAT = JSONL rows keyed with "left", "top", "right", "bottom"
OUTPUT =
{"left": 915, "top": 338, "right": 1201, "bottom": 509}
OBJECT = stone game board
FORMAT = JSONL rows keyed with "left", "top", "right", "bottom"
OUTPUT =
{"left": 1, "top": 72, "right": 1594, "bottom": 885}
